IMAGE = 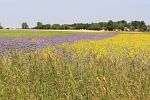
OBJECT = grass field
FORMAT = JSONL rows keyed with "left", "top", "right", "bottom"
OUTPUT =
{"left": 0, "top": 29, "right": 111, "bottom": 38}
{"left": 0, "top": 30, "right": 150, "bottom": 100}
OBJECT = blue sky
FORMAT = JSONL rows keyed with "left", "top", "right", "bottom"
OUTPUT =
{"left": 0, "top": 0, "right": 149, "bottom": 28}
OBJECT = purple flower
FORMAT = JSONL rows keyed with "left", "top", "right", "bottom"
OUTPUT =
{"left": 0, "top": 33, "right": 116, "bottom": 56}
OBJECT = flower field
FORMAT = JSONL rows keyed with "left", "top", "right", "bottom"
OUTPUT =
{"left": 0, "top": 31, "right": 150, "bottom": 100}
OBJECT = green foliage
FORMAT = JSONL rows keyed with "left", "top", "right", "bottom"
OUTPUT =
{"left": 51, "top": 24, "right": 61, "bottom": 30}
{"left": 71, "top": 23, "right": 90, "bottom": 30}
{"left": 147, "top": 25, "right": 150, "bottom": 31}
{"left": 129, "top": 21, "right": 147, "bottom": 31}
{"left": 37, "top": 22, "right": 43, "bottom": 29}
{"left": 107, "top": 20, "right": 114, "bottom": 31}
{"left": 99, "top": 22, "right": 107, "bottom": 30}
{"left": 130, "top": 21, "right": 141, "bottom": 30}
{"left": 60, "top": 24, "right": 70, "bottom": 30}
{"left": 42, "top": 24, "right": 51, "bottom": 29}
{"left": 30, "top": 20, "right": 149, "bottom": 32}
{"left": 89, "top": 23, "right": 101, "bottom": 30}
{"left": 139, "top": 21, "right": 147, "bottom": 32}
{"left": 116, "top": 20, "right": 128, "bottom": 31}
{"left": 22, "top": 22, "right": 29, "bottom": 29}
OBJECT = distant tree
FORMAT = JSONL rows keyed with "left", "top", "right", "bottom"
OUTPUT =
{"left": 72, "top": 23, "right": 83, "bottom": 30}
{"left": 22, "top": 22, "right": 29, "bottom": 29}
{"left": 107, "top": 20, "right": 114, "bottom": 31}
{"left": 59, "top": 24, "right": 70, "bottom": 30}
{"left": 147, "top": 25, "right": 150, "bottom": 31}
{"left": 51, "top": 24, "right": 61, "bottom": 30}
{"left": 89, "top": 23, "right": 101, "bottom": 30}
{"left": 99, "top": 22, "right": 107, "bottom": 30}
{"left": 113, "top": 22, "right": 119, "bottom": 30}
{"left": 31, "top": 20, "right": 148, "bottom": 32}
{"left": 0, "top": 23, "right": 3, "bottom": 29}
{"left": 37, "top": 22, "right": 43, "bottom": 29}
{"left": 128, "top": 21, "right": 147, "bottom": 32}
{"left": 118, "top": 20, "right": 127, "bottom": 31}
{"left": 130, "top": 21, "right": 141, "bottom": 30}
{"left": 139, "top": 21, "right": 147, "bottom": 32}
{"left": 130, "top": 26, "right": 135, "bottom": 31}
{"left": 117, "top": 22, "right": 124, "bottom": 31}
{"left": 120, "top": 20, "right": 128, "bottom": 26}
{"left": 42, "top": 24, "right": 51, "bottom": 29}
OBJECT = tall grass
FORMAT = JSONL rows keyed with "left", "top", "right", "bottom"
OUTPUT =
{"left": 0, "top": 34, "right": 150, "bottom": 99}
{"left": 0, "top": 46, "right": 150, "bottom": 100}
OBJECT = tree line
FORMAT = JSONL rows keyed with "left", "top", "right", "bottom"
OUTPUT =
{"left": 30, "top": 20, "right": 149, "bottom": 32}
{"left": 0, "top": 20, "right": 150, "bottom": 32}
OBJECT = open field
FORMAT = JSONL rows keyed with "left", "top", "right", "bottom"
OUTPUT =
{"left": 0, "top": 29, "right": 111, "bottom": 38}
{"left": 0, "top": 30, "right": 150, "bottom": 99}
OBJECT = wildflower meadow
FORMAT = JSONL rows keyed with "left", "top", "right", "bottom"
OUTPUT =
{"left": 0, "top": 30, "right": 150, "bottom": 100}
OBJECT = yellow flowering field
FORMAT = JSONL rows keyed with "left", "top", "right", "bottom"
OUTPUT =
{"left": 61, "top": 34, "right": 150, "bottom": 61}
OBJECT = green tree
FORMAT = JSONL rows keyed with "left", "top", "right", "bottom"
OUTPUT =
{"left": 72, "top": 23, "right": 84, "bottom": 30}
{"left": 89, "top": 23, "right": 101, "bottom": 30}
{"left": 118, "top": 20, "right": 127, "bottom": 31}
{"left": 22, "top": 22, "right": 29, "bottom": 29}
{"left": 37, "top": 22, "right": 43, "bottom": 29}
{"left": 118, "top": 22, "right": 124, "bottom": 31}
{"left": 130, "top": 21, "right": 141, "bottom": 30}
{"left": 42, "top": 24, "right": 51, "bottom": 29}
{"left": 139, "top": 21, "right": 147, "bottom": 32}
{"left": 60, "top": 24, "right": 70, "bottom": 30}
{"left": 107, "top": 20, "right": 114, "bottom": 31}
{"left": 99, "top": 22, "right": 107, "bottom": 30}
{"left": 147, "top": 25, "right": 150, "bottom": 31}
{"left": 51, "top": 24, "right": 61, "bottom": 30}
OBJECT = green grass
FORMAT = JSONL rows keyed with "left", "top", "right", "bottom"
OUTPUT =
{"left": 0, "top": 47, "right": 150, "bottom": 100}
{"left": 0, "top": 29, "right": 111, "bottom": 38}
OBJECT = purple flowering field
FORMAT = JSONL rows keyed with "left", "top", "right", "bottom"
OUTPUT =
{"left": 0, "top": 33, "right": 116, "bottom": 56}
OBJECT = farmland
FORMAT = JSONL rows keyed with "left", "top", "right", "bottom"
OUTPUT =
{"left": 0, "top": 30, "right": 150, "bottom": 100}
{"left": 0, "top": 30, "right": 111, "bottom": 38}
